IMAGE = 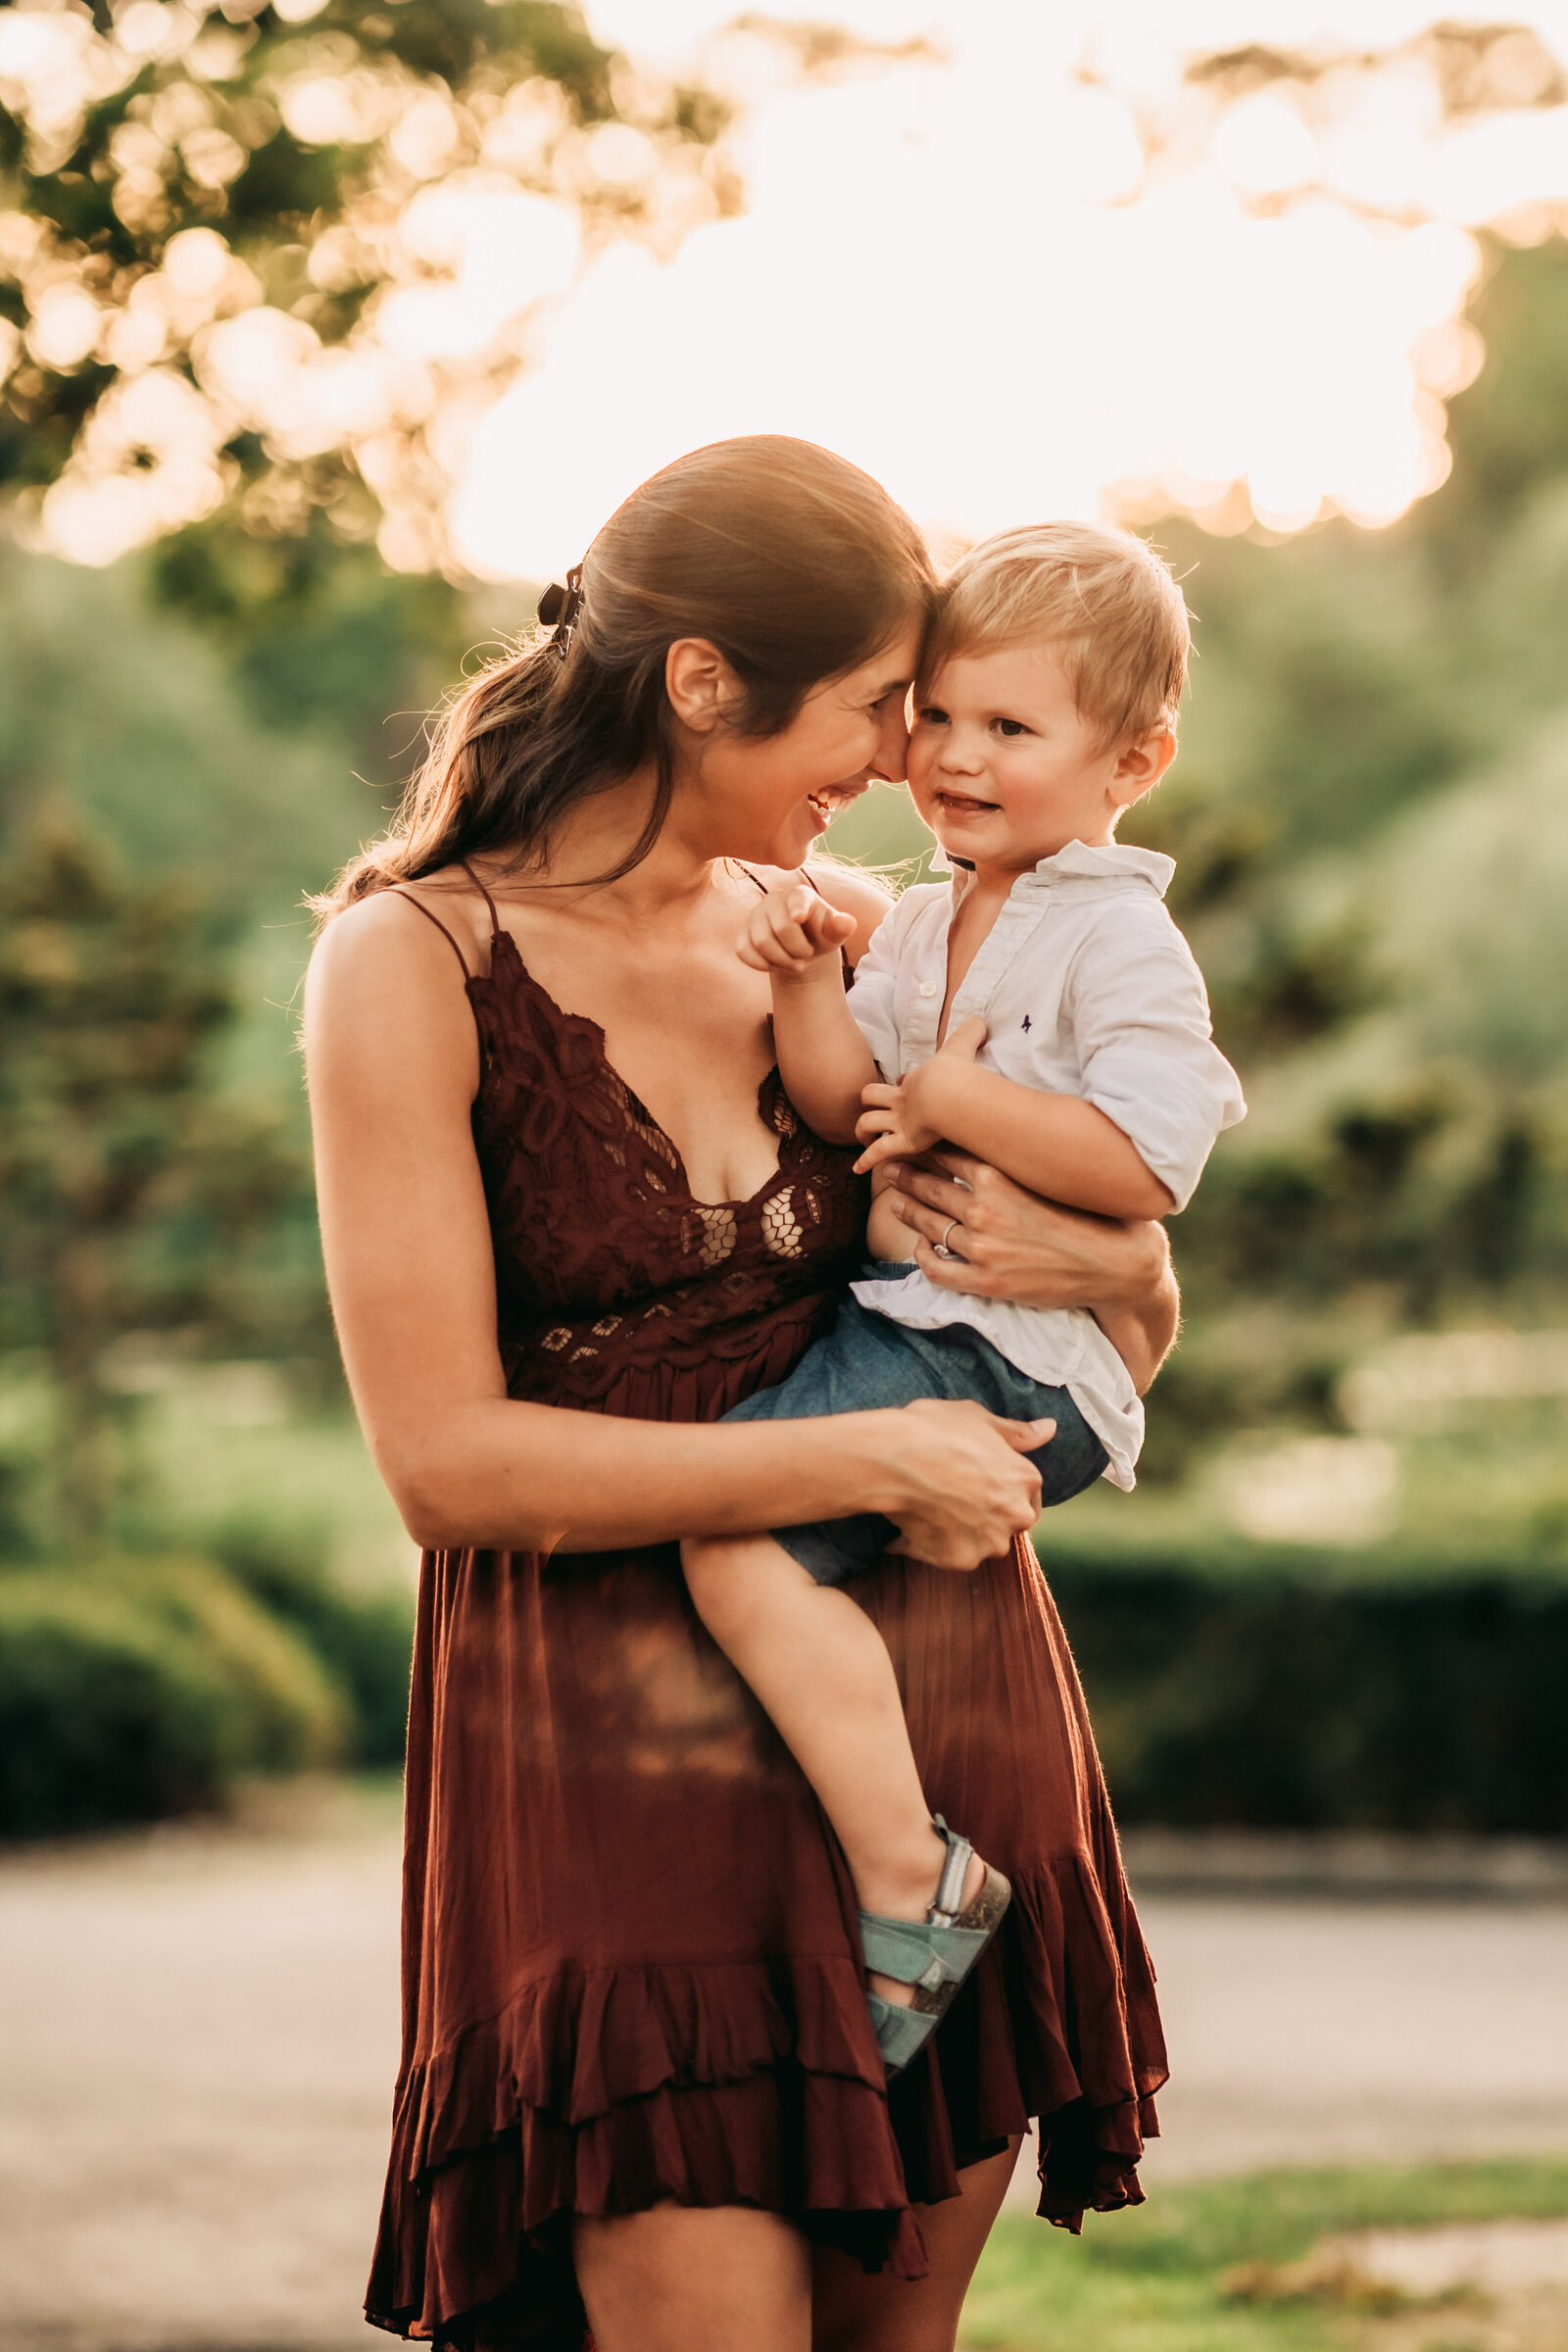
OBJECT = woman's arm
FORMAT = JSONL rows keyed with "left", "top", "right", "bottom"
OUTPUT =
{"left": 879, "top": 1150, "right": 1180, "bottom": 1396}
{"left": 305, "top": 895, "right": 1051, "bottom": 1560}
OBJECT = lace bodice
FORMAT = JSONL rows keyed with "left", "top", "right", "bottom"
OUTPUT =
{"left": 464, "top": 929, "right": 867, "bottom": 1408}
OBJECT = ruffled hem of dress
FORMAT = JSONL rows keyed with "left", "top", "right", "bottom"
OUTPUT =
{"left": 364, "top": 1847, "right": 1167, "bottom": 2345}
{"left": 365, "top": 1953, "right": 922, "bottom": 2345}
{"left": 886, "top": 1843, "right": 1166, "bottom": 2234}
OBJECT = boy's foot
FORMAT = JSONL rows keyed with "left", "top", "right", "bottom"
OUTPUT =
{"left": 858, "top": 1822, "right": 1012, "bottom": 2074}
{"left": 859, "top": 1824, "right": 989, "bottom": 2010}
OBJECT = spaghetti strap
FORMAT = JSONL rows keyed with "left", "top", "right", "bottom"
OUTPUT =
{"left": 388, "top": 888, "right": 472, "bottom": 981}
{"left": 459, "top": 858, "right": 502, "bottom": 934}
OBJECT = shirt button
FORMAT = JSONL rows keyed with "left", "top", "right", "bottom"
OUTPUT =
{"left": 917, "top": 981, "right": 938, "bottom": 998}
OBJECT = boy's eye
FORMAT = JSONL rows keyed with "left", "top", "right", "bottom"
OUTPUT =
{"left": 915, "top": 706, "right": 949, "bottom": 726}
{"left": 993, "top": 717, "right": 1029, "bottom": 737}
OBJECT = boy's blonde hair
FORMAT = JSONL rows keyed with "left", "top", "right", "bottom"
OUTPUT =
{"left": 924, "top": 521, "right": 1191, "bottom": 750}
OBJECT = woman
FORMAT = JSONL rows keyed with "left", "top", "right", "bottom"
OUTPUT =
{"left": 306, "top": 437, "right": 1176, "bottom": 2352}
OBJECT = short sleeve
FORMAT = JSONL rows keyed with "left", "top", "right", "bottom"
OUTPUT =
{"left": 1065, "top": 902, "right": 1246, "bottom": 1212}
{"left": 845, "top": 890, "right": 912, "bottom": 1081}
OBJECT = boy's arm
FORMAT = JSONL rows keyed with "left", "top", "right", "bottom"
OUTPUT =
{"left": 771, "top": 964, "right": 880, "bottom": 1146}
{"left": 856, "top": 1020, "right": 1175, "bottom": 1220}
{"left": 737, "top": 874, "right": 879, "bottom": 1145}
{"left": 858, "top": 906, "right": 1246, "bottom": 1222}
{"left": 918, "top": 1060, "right": 1174, "bottom": 1217}
{"left": 865, "top": 1165, "right": 911, "bottom": 1261}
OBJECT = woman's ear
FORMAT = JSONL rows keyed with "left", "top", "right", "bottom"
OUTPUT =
{"left": 665, "top": 638, "right": 744, "bottom": 733}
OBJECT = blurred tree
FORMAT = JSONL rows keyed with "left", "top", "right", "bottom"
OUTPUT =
{"left": 0, "top": 0, "right": 729, "bottom": 569}
{"left": 1113, "top": 231, "right": 1568, "bottom": 1371}
{"left": 0, "top": 537, "right": 378, "bottom": 891}
{"left": 0, "top": 815, "right": 306, "bottom": 1539}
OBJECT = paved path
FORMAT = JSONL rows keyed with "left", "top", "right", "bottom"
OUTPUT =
{"left": 1008, "top": 1892, "right": 1568, "bottom": 2209}
{"left": 3, "top": 1795, "right": 1565, "bottom": 2349}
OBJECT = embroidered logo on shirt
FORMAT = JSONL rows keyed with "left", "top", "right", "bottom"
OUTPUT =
{"left": 1021, "top": 1015, "right": 1032, "bottom": 1032}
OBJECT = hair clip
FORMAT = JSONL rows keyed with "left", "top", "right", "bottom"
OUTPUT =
{"left": 537, "top": 564, "right": 584, "bottom": 659}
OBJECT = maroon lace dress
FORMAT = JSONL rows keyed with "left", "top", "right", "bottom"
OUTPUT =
{"left": 367, "top": 883, "right": 1167, "bottom": 2350}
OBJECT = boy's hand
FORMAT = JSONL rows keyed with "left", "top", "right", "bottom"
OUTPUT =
{"left": 854, "top": 1016, "right": 987, "bottom": 1174}
{"left": 737, "top": 873, "right": 857, "bottom": 979}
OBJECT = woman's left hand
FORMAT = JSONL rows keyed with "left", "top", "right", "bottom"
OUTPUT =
{"left": 879, "top": 1146, "right": 1179, "bottom": 1393}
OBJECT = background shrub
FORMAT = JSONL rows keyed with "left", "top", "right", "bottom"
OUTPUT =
{"left": 0, "top": 1558, "right": 345, "bottom": 1839}
{"left": 1049, "top": 1547, "right": 1568, "bottom": 1835}
{"left": 209, "top": 1517, "right": 413, "bottom": 1769}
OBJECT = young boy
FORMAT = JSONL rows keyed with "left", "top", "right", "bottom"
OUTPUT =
{"left": 682, "top": 522, "right": 1245, "bottom": 2070}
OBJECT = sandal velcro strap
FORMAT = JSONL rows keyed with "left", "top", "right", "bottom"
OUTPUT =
{"left": 858, "top": 1909, "right": 993, "bottom": 1992}
{"left": 858, "top": 1822, "right": 1012, "bottom": 2076}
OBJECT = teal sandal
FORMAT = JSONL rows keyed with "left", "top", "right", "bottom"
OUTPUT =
{"left": 858, "top": 1818, "right": 1012, "bottom": 2076}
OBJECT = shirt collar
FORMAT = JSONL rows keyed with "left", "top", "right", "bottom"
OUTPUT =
{"left": 946, "top": 837, "right": 1175, "bottom": 906}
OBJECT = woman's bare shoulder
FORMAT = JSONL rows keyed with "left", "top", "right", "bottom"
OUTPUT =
{"left": 310, "top": 875, "right": 489, "bottom": 988}
{"left": 305, "top": 885, "right": 483, "bottom": 1098}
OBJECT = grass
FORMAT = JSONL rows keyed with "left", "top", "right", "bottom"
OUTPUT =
{"left": 958, "top": 2157, "right": 1568, "bottom": 2351}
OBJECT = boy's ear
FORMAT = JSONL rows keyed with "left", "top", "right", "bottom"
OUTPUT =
{"left": 666, "top": 638, "right": 745, "bottom": 732}
{"left": 1110, "top": 726, "right": 1177, "bottom": 810}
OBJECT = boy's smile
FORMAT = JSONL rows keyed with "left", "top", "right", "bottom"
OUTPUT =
{"left": 906, "top": 641, "right": 1174, "bottom": 880}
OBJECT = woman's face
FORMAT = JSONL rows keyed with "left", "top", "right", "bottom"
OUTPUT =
{"left": 686, "top": 626, "right": 923, "bottom": 868}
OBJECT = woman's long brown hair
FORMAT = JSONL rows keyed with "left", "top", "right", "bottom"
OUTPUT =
{"left": 314, "top": 436, "right": 935, "bottom": 918}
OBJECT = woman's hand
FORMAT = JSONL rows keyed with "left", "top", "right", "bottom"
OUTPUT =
{"left": 880, "top": 1148, "right": 1179, "bottom": 1394}
{"left": 867, "top": 1399, "right": 1054, "bottom": 1569}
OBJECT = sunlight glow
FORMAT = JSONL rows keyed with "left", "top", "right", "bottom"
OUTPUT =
{"left": 453, "top": 3, "right": 1533, "bottom": 576}
{"left": 6, "top": 0, "right": 1568, "bottom": 570}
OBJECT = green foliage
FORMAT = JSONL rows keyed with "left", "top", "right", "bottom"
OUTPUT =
{"left": 961, "top": 2157, "right": 1568, "bottom": 2352}
{"left": 210, "top": 1514, "right": 412, "bottom": 1767}
{"left": 1430, "top": 238, "right": 1568, "bottom": 552}
{"left": 1109, "top": 240, "right": 1568, "bottom": 1337}
{"left": 1047, "top": 1547, "right": 1568, "bottom": 1833}
{"left": 147, "top": 520, "right": 491, "bottom": 784}
{"left": 0, "top": 1553, "right": 343, "bottom": 1838}
{"left": 0, "top": 0, "right": 724, "bottom": 545}
{"left": 0, "top": 815, "right": 308, "bottom": 1535}
{"left": 0, "top": 541, "right": 373, "bottom": 899}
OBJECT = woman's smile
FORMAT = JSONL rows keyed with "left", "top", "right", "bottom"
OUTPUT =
{"left": 804, "top": 780, "right": 870, "bottom": 831}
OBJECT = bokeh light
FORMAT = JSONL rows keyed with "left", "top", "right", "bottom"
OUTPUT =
{"left": 452, "top": 0, "right": 1568, "bottom": 575}
{"left": 446, "top": 4, "right": 1568, "bottom": 576}
{"left": 6, "top": 1, "right": 1568, "bottom": 571}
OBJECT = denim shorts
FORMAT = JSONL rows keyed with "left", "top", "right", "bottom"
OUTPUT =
{"left": 721, "top": 1260, "right": 1109, "bottom": 1586}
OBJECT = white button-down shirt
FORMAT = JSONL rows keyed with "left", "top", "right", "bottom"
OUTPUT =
{"left": 847, "top": 839, "right": 1246, "bottom": 1489}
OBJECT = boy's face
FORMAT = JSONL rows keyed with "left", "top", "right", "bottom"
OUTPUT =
{"left": 906, "top": 640, "right": 1172, "bottom": 878}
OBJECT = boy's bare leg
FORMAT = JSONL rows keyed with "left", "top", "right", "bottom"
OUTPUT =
{"left": 682, "top": 1532, "right": 982, "bottom": 2002}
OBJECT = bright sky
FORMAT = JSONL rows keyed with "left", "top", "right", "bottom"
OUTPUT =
{"left": 449, "top": 0, "right": 1568, "bottom": 577}
{"left": 9, "top": 0, "right": 1568, "bottom": 572}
